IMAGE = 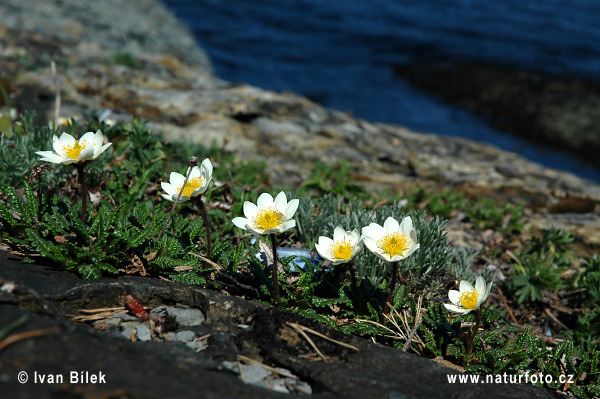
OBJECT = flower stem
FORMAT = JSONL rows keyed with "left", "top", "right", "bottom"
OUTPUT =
{"left": 348, "top": 260, "right": 367, "bottom": 315}
{"left": 196, "top": 195, "right": 212, "bottom": 260}
{"left": 158, "top": 157, "right": 197, "bottom": 241}
{"left": 270, "top": 233, "right": 281, "bottom": 304}
{"left": 384, "top": 262, "right": 399, "bottom": 315}
{"left": 75, "top": 163, "right": 87, "bottom": 224}
{"left": 466, "top": 309, "right": 482, "bottom": 355}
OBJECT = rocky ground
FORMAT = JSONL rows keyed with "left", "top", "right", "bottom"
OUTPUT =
{"left": 1, "top": 0, "right": 599, "bottom": 397}
{"left": 394, "top": 60, "right": 600, "bottom": 170}
{"left": 0, "top": 253, "right": 566, "bottom": 399}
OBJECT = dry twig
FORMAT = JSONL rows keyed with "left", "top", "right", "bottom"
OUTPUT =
{"left": 0, "top": 326, "right": 60, "bottom": 352}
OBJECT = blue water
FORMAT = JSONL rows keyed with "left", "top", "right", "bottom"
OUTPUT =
{"left": 161, "top": 0, "right": 600, "bottom": 182}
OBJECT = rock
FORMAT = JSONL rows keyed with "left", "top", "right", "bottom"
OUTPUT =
{"left": 166, "top": 306, "right": 206, "bottom": 326}
{"left": 394, "top": 59, "right": 600, "bottom": 170}
{"left": 186, "top": 340, "right": 207, "bottom": 352}
{"left": 0, "top": 0, "right": 213, "bottom": 74}
{"left": 135, "top": 324, "right": 152, "bottom": 341}
{"left": 173, "top": 330, "right": 196, "bottom": 342}
{"left": 240, "top": 364, "right": 272, "bottom": 384}
{"left": 0, "top": 253, "right": 565, "bottom": 399}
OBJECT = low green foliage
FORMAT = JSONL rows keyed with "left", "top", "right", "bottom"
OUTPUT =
{"left": 509, "top": 227, "right": 574, "bottom": 303}
{"left": 110, "top": 52, "right": 140, "bottom": 69}
{"left": 301, "top": 160, "right": 366, "bottom": 198}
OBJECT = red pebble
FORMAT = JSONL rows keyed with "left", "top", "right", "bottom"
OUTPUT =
{"left": 125, "top": 294, "right": 150, "bottom": 322}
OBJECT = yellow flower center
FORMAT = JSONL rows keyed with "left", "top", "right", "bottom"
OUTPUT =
{"left": 177, "top": 177, "right": 204, "bottom": 197}
{"left": 377, "top": 232, "right": 409, "bottom": 257}
{"left": 63, "top": 140, "right": 86, "bottom": 160}
{"left": 253, "top": 207, "right": 283, "bottom": 231}
{"left": 459, "top": 290, "right": 479, "bottom": 309}
{"left": 330, "top": 240, "right": 353, "bottom": 261}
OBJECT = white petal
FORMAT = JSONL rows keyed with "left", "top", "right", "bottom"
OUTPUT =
{"left": 444, "top": 304, "right": 469, "bottom": 314}
{"left": 402, "top": 242, "right": 420, "bottom": 259}
{"left": 201, "top": 158, "right": 213, "bottom": 178}
{"left": 350, "top": 228, "right": 361, "bottom": 244}
{"left": 459, "top": 280, "right": 474, "bottom": 293}
{"left": 477, "top": 280, "right": 493, "bottom": 308}
{"left": 273, "top": 191, "right": 287, "bottom": 208}
{"left": 383, "top": 217, "right": 400, "bottom": 233}
{"left": 232, "top": 217, "right": 251, "bottom": 231}
{"left": 448, "top": 290, "right": 461, "bottom": 305}
{"left": 332, "top": 226, "right": 346, "bottom": 242}
{"left": 315, "top": 237, "right": 333, "bottom": 261}
{"left": 169, "top": 172, "right": 185, "bottom": 187}
{"left": 161, "top": 193, "right": 174, "bottom": 202}
{"left": 475, "top": 276, "right": 486, "bottom": 295}
{"left": 95, "top": 142, "right": 112, "bottom": 157}
{"left": 243, "top": 201, "right": 260, "bottom": 220}
{"left": 49, "top": 134, "right": 60, "bottom": 154}
{"left": 55, "top": 132, "right": 75, "bottom": 154}
{"left": 409, "top": 227, "right": 418, "bottom": 244}
{"left": 256, "top": 192, "right": 274, "bottom": 210}
{"left": 389, "top": 254, "right": 403, "bottom": 262}
{"left": 278, "top": 219, "right": 296, "bottom": 233}
{"left": 485, "top": 281, "right": 494, "bottom": 299}
{"left": 351, "top": 240, "right": 363, "bottom": 258}
{"left": 317, "top": 236, "right": 334, "bottom": 249}
{"left": 285, "top": 198, "right": 299, "bottom": 219}
{"left": 79, "top": 131, "right": 100, "bottom": 146}
{"left": 36, "top": 151, "right": 66, "bottom": 164}
{"left": 399, "top": 216, "right": 414, "bottom": 236}
{"left": 77, "top": 144, "right": 96, "bottom": 161}
{"left": 373, "top": 251, "right": 392, "bottom": 262}
{"left": 362, "top": 223, "right": 385, "bottom": 240}
{"left": 362, "top": 236, "right": 379, "bottom": 255}
{"left": 161, "top": 182, "right": 175, "bottom": 196}
{"left": 187, "top": 166, "right": 201, "bottom": 179}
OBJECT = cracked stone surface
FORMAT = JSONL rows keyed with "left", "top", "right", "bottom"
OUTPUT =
{"left": 0, "top": 253, "right": 566, "bottom": 398}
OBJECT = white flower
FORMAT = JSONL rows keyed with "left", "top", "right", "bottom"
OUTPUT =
{"left": 232, "top": 191, "right": 299, "bottom": 235}
{"left": 315, "top": 227, "right": 363, "bottom": 265}
{"left": 444, "top": 276, "right": 493, "bottom": 314}
{"left": 36, "top": 130, "right": 111, "bottom": 165}
{"left": 161, "top": 158, "right": 213, "bottom": 202}
{"left": 361, "top": 216, "right": 420, "bottom": 262}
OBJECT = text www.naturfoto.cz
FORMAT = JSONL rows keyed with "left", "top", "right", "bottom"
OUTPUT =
{"left": 447, "top": 372, "right": 574, "bottom": 385}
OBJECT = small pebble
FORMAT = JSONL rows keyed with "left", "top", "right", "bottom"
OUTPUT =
{"left": 175, "top": 330, "right": 196, "bottom": 342}
{"left": 166, "top": 306, "right": 205, "bottom": 326}
{"left": 121, "top": 328, "right": 135, "bottom": 340}
{"left": 136, "top": 324, "right": 152, "bottom": 341}
{"left": 0, "top": 282, "right": 15, "bottom": 293}
{"left": 185, "top": 341, "right": 206, "bottom": 352}
{"left": 240, "top": 364, "right": 271, "bottom": 384}
{"left": 113, "top": 313, "right": 138, "bottom": 322}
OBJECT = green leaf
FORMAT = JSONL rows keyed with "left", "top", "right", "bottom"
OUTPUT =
{"left": 25, "top": 228, "right": 65, "bottom": 263}
{"left": 464, "top": 364, "right": 492, "bottom": 374}
{"left": 0, "top": 199, "right": 18, "bottom": 227}
{"left": 77, "top": 264, "right": 103, "bottom": 280}
{"left": 22, "top": 180, "right": 38, "bottom": 223}
{"left": 170, "top": 271, "right": 206, "bottom": 286}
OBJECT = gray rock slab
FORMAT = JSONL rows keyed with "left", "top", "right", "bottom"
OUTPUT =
{"left": 166, "top": 306, "right": 205, "bottom": 326}
{"left": 0, "top": 256, "right": 566, "bottom": 399}
{"left": 240, "top": 364, "right": 272, "bottom": 385}
{"left": 135, "top": 324, "right": 152, "bottom": 341}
